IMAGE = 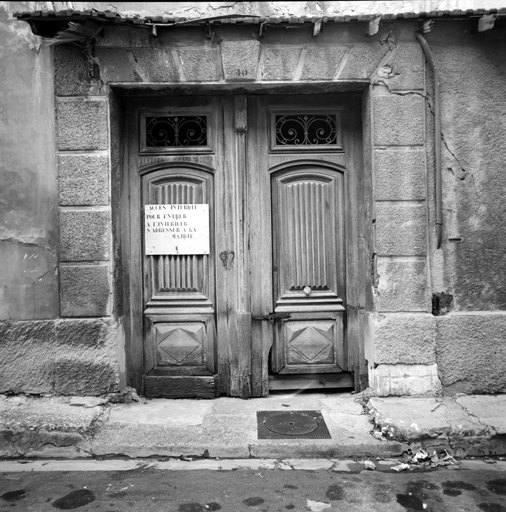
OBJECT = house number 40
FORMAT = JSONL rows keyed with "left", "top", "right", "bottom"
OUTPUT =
{"left": 236, "top": 69, "right": 248, "bottom": 77}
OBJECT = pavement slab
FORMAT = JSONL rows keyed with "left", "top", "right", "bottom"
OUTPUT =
{"left": 1, "top": 392, "right": 506, "bottom": 459}
{"left": 90, "top": 392, "right": 406, "bottom": 459}
{"left": 106, "top": 399, "right": 214, "bottom": 426}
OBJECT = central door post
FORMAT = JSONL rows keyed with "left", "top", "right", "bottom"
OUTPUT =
{"left": 215, "top": 95, "right": 252, "bottom": 398}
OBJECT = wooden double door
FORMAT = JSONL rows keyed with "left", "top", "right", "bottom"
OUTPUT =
{"left": 123, "top": 93, "right": 367, "bottom": 398}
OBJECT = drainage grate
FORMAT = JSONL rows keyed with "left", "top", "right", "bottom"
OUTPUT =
{"left": 257, "top": 410, "right": 331, "bottom": 440}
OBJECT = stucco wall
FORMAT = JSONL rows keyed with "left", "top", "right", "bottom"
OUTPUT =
{"left": 0, "top": 3, "right": 58, "bottom": 321}
{"left": 429, "top": 22, "right": 506, "bottom": 394}
{"left": 431, "top": 23, "right": 506, "bottom": 312}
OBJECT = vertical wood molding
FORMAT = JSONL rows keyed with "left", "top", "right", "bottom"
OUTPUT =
{"left": 235, "top": 95, "right": 251, "bottom": 395}
{"left": 122, "top": 101, "right": 144, "bottom": 391}
{"left": 215, "top": 96, "right": 251, "bottom": 397}
{"left": 248, "top": 95, "right": 274, "bottom": 396}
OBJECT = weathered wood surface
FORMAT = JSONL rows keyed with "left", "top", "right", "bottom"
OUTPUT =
{"left": 144, "top": 375, "right": 218, "bottom": 399}
{"left": 248, "top": 96, "right": 274, "bottom": 397}
{"left": 343, "top": 94, "right": 370, "bottom": 391}
{"left": 215, "top": 96, "right": 251, "bottom": 397}
{"left": 122, "top": 101, "right": 144, "bottom": 391}
{"left": 250, "top": 95, "right": 362, "bottom": 389}
{"left": 124, "top": 97, "right": 221, "bottom": 394}
{"left": 121, "top": 92, "right": 370, "bottom": 398}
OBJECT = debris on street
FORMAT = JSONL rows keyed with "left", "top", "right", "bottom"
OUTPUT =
{"left": 392, "top": 463, "right": 411, "bottom": 472}
{"left": 363, "top": 460, "right": 376, "bottom": 470}
{"left": 306, "top": 499, "right": 331, "bottom": 511}
{"left": 391, "top": 448, "right": 460, "bottom": 471}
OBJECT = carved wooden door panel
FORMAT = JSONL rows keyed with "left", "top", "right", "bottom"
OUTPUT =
{"left": 124, "top": 93, "right": 368, "bottom": 398}
{"left": 271, "top": 166, "right": 345, "bottom": 374}
{"left": 248, "top": 94, "right": 365, "bottom": 394}
{"left": 124, "top": 96, "right": 226, "bottom": 399}
{"left": 141, "top": 167, "right": 216, "bottom": 395}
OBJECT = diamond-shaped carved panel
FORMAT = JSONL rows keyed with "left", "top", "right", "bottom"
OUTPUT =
{"left": 155, "top": 323, "right": 204, "bottom": 366}
{"left": 286, "top": 322, "right": 334, "bottom": 365}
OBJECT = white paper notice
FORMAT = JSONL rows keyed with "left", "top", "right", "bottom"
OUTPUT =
{"left": 144, "top": 204, "right": 210, "bottom": 255}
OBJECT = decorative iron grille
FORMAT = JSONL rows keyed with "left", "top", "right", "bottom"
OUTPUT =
{"left": 275, "top": 114, "right": 338, "bottom": 147}
{"left": 146, "top": 116, "right": 208, "bottom": 148}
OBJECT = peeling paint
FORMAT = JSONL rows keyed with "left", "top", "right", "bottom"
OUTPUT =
{"left": 0, "top": 236, "right": 55, "bottom": 253}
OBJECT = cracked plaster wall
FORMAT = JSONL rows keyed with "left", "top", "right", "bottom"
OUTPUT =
{"left": 428, "top": 23, "right": 506, "bottom": 312}
{"left": 425, "top": 23, "right": 506, "bottom": 394}
{"left": 0, "top": 3, "right": 58, "bottom": 321}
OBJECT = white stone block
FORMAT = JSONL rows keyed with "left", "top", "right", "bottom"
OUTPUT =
{"left": 370, "top": 364, "right": 442, "bottom": 396}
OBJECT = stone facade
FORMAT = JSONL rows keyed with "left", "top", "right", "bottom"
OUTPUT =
{"left": 2, "top": 1, "right": 506, "bottom": 396}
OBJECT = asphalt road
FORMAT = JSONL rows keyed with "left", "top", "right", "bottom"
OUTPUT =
{"left": 1, "top": 461, "right": 506, "bottom": 512}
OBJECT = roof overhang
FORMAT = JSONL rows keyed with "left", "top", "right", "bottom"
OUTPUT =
{"left": 14, "top": 8, "right": 506, "bottom": 39}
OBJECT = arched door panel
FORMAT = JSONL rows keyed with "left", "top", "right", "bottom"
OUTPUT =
{"left": 141, "top": 166, "right": 216, "bottom": 383}
{"left": 271, "top": 166, "right": 346, "bottom": 374}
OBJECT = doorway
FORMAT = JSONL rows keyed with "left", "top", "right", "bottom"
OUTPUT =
{"left": 121, "top": 92, "right": 368, "bottom": 398}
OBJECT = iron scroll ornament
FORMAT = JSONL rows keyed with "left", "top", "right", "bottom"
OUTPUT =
{"left": 146, "top": 116, "right": 208, "bottom": 148}
{"left": 275, "top": 114, "right": 338, "bottom": 146}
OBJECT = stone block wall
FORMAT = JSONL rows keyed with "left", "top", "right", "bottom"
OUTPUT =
{"left": 35, "top": 21, "right": 442, "bottom": 396}
{"left": 0, "top": 6, "right": 119, "bottom": 396}
{"left": 3, "top": 9, "right": 506, "bottom": 397}
{"left": 366, "top": 38, "right": 438, "bottom": 395}
{"left": 89, "top": 21, "right": 439, "bottom": 395}
{"left": 369, "top": 22, "right": 506, "bottom": 396}
{"left": 44, "top": 46, "right": 120, "bottom": 395}
{"left": 0, "top": 319, "right": 118, "bottom": 395}
{"left": 54, "top": 90, "right": 111, "bottom": 319}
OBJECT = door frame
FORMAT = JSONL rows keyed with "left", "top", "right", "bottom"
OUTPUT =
{"left": 117, "top": 86, "right": 372, "bottom": 397}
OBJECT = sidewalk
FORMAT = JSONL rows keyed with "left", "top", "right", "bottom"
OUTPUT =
{"left": 1, "top": 391, "right": 505, "bottom": 460}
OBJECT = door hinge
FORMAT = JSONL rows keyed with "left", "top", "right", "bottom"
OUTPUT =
{"left": 251, "top": 312, "right": 291, "bottom": 322}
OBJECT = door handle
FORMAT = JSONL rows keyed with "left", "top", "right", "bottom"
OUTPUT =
{"left": 252, "top": 312, "right": 291, "bottom": 322}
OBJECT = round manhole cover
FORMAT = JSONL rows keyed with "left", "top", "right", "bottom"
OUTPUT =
{"left": 263, "top": 412, "right": 319, "bottom": 436}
